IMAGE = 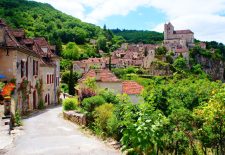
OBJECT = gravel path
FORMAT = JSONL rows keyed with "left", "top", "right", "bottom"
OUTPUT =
{"left": 5, "top": 106, "right": 120, "bottom": 155}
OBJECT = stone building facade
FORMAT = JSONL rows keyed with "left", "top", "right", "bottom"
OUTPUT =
{"left": 164, "top": 22, "right": 194, "bottom": 59}
{"left": 0, "top": 20, "right": 60, "bottom": 114}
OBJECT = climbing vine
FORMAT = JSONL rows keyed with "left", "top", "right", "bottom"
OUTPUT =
{"left": 18, "top": 79, "right": 29, "bottom": 113}
{"left": 36, "top": 79, "right": 44, "bottom": 109}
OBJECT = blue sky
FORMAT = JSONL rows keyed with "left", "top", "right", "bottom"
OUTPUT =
{"left": 34, "top": 0, "right": 225, "bottom": 43}
{"left": 98, "top": 7, "right": 166, "bottom": 30}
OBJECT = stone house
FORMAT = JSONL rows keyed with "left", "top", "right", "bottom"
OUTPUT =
{"left": 0, "top": 20, "right": 60, "bottom": 114}
{"left": 73, "top": 58, "right": 107, "bottom": 74}
{"left": 122, "top": 81, "right": 144, "bottom": 104}
{"left": 78, "top": 69, "right": 144, "bottom": 103}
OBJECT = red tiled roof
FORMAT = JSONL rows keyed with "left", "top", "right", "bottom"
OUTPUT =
{"left": 175, "top": 47, "right": 188, "bottom": 53}
{"left": 122, "top": 81, "right": 144, "bottom": 95}
{"left": 10, "top": 29, "right": 25, "bottom": 38}
{"left": 174, "top": 30, "right": 193, "bottom": 34}
{"left": 79, "top": 69, "right": 120, "bottom": 83}
{"left": 22, "top": 38, "right": 34, "bottom": 45}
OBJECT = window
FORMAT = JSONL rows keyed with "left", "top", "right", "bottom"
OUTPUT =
{"left": 47, "top": 74, "right": 49, "bottom": 84}
{"left": 33, "top": 60, "right": 38, "bottom": 76}
{"left": 26, "top": 61, "right": 28, "bottom": 78}
{"left": 21, "top": 60, "right": 25, "bottom": 78}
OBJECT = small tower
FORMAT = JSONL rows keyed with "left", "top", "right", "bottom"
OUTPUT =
{"left": 164, "top": 22, "right": 174, "bottom": 40}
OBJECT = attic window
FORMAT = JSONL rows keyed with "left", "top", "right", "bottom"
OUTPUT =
{"left": 41, "top": 47, "right": 48, "bottom": 53}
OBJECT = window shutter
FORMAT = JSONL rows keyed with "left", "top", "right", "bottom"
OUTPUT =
{"left": 33, "top": 60, "right": 35, "bottom": 76}
{"left": 36, "top": 61, "right": 38, "bottom": 75}
{"left": 21, "top": 60, "right": 24, "bottom": 78}
{"left": 26, "top": 61, "right": 28, "bottom": 78}
{"left": 47, "top": 74, "right": 49, "bottom": 84}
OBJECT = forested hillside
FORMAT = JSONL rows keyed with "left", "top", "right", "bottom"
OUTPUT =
{"left": 0, "top": 0, "right": 125, "bottom": 58}
{"left": 111, "top": 29, "right": 164, "bottom": 44}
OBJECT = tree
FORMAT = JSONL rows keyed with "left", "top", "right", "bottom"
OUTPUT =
{"left": 194, "top": 87, "right": 225, "bottom": 154}
{"left": 172, "top": 57, "right": 188, "bottom": 71}
{"left": 97, "top": 36, "right": 108, "bottom": 52}
{"left": 62, "top": 42, "right": 80, "bottom": 60}
{"left": 155, "top": 46, "right": 168, "bottom": 55}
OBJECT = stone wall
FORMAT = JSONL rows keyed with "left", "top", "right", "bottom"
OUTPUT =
{"left": 63, "top": 111, "right": 87, "bottom": 126}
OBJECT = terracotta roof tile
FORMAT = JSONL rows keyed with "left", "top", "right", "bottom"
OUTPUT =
{"left": 79, "top": 69, "right": 120, "bottom": 83}
{"left": 122, "top": 81, "right": 144, "bottom": 95}
{"left": 10, "top": 29, "right": 25, "bottom": 38}
{"left": 174, "top": 30, "right": 193, "bottom": 34}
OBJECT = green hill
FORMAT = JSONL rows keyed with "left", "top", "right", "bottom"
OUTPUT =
{"left": 0, "top": 0, "right": 125, "bottom": 58}
{"left": 111, "top": 29, "right": 164, "bottom": 44}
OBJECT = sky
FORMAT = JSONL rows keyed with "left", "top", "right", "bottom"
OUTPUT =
{"left": 34, "top": 0, "right": 225, "bottom": 43}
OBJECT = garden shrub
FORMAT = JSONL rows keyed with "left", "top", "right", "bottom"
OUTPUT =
{"left": 99, "top": 90, "right": 118, "bottom": 104}
{"left": 63, "top": 97, "right": 79, "bottom": 111}
{"left": 60, "top": 83, "right": 69, "bottom": 93}
{"left": 81, "top": 95, "right": 105, "bottom": 112}
{"left": 94, "top": 103, "right": 114, "bottom": 134}
{"left": 107, "top": 113, "right": 120, "bottom": 139}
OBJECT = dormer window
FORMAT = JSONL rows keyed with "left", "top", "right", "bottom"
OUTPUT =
{"left": 41, "top": 47, "right": 48, "bottom": 53}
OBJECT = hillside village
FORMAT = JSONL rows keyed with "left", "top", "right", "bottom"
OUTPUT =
{"left": 73, "top": 22, "right": 207, "bottom": 76}
{"left": 0, "top": 6, "right": 225, "bottom": 154}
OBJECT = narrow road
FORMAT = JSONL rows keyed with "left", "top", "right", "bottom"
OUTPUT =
{"left": 5, "top": 106, "right": 120, "bottom": 155}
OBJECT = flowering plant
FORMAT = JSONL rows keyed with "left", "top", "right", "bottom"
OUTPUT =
{"left": 1, "top": 83, "right": 15, "bottom": 98}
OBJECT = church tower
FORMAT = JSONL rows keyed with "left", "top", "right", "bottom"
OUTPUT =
{"left": 164, "top": 22, "right": 174, "bottom": 40}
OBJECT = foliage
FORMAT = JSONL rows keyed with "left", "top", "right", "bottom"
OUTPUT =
{"left": 60, "top": 83, "right": 69, "bottom": 93}
{"left": 0, "top": 82, "right": 5, "bottom": 91}
{"left": 83, "top": 77, "right": 97, "bottom": 90}
{"left": 172, "top": 57, "right": 188, "bottom": 72}
{"left": 14, "top": 110, "right": 22, "bottom": 126}
{"left": 60, "top": 59, "right": 72, "bottom": 71}
{"left": 1, "top": 83, "right": 15, "bottom": 97}
{"left": 194, "top": 86, "right": 225, "bottom": 155}
{"left": 81, "top": 95, "right": 105, "bottom": 112}
{"left": 94, "top": 103, "right": 114, "bottom": 134}
{"left": 38, "top": 99, "right": 45, "bottom": 110}
{"left": 112, "top": 66, "right": 142, "bottom": 79}
{"left": 61, "top": 71, "right": 80, "bottom": 85}
{"left": 0, "top": 0, "right": 123, "bottom": 58}
{"left": 63, "top": 97, "right": 79, "bottom": 111}
{"left": 61, "top": 69, "right": 80, "bottom": 95}
{"left": 111, "top": 29, "right": 163, "bottom": 44}
{"left": 62, "top": 42, "right": 80, "bottom": 60}
{"left": 99, "top": 89, "right": 118, "bottom": 104}
{"left": 36, "top": 79, "right": 44, "bottom": 109}
{"left": 155, "top": 46, "right": 168, "bottom": 56}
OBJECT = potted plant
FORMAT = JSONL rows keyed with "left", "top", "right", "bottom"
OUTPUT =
{"left": 1, "top": 83, "right": 15, "bottom": 115}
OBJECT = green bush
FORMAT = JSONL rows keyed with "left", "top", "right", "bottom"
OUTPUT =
{"left": 63, "top": 97, "right": 79, "bottom": 111}
{"left": 99, "top": 90, "right": 118, "bottom": 104}
{"left": 60, "top": 83, "right": 69, "bottom": 93}
{"left": 107, "top": 113, "right": 120, "bottom": 139}
{"left": 94, "top": 103, "right": 114, "bottom": 134}
{"left": 81, "top": 95, "right": 105, "bottom": 112}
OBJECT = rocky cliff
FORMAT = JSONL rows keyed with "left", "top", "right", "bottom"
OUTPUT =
{"left": 194, "top": 54, "right": 225, "bottom": 81}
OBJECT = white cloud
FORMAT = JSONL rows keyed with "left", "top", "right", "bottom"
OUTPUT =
{"left": 33, "top": 0, "right": 225, "bottom": 43}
